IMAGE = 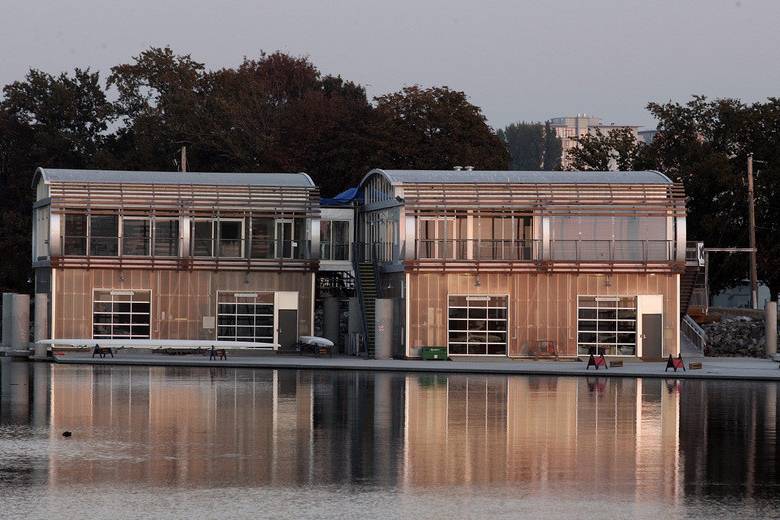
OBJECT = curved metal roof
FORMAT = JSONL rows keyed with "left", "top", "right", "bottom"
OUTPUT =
{"left": 33, "top": 168, "right": 316, "bottom": 188}
{"left": 360, "top": 169, "right": 672, "bottom": 187}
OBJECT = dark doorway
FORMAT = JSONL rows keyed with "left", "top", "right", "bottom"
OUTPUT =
{"left": 642, "top": 314, "right": 663, "bottom": 359}
{"left": 278, "top": 309, "right": 298, "bottom": 351}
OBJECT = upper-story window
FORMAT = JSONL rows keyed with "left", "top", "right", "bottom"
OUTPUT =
{"left": 192, "top": 221, "right": 214, "bottom": 257}
{"left": 122, "top": 218, "right": 151, "bottom": 256}
{"left": 320, "top": 220, "right": 350, "bottom": 261}
{"left": 64, "top": 214, "right": 87, "bottom": 255}
{"left": 549, "top": 216, "right": 668, "bottom": 261}
{"left": 90, "top": 215, "right": 119, "bottom": 256}
{"left": 217, "top": 219, "right": 244, "bottom": 258}
{"left": 154, "top": 220, "right": 179, "bottom": 256}
{"left": 476, "top": 216, "right": 533, "bottom": 261}
{"left": 417, "top": 216, "right": 466, "bottom": 259}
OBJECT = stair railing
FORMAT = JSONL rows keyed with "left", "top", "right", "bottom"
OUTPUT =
{"left": 681, "top": 314, "right": 707, "bottom": 353}
{"left": 352, "top": 241, "right": 370, "bottom": 356}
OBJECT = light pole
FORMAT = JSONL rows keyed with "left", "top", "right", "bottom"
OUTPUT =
{"left": 747, "top": 153, "right": 758, "bottom": 309}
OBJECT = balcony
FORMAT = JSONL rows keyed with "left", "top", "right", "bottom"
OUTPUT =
{"left": 412, "top": 239, "right": 680, "bottom": 263}
{"left": 54, "top": 235, "right": 315, "bottom": 271}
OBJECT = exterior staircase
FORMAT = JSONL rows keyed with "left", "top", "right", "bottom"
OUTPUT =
{"left": 681, "top": 242, "right": 705, "bottom": 316}
{"left": 356, "top": 262, "right": 378, "bottom": 358}
{"left": 680, "top": 265, "right": 704, "bottom": 315}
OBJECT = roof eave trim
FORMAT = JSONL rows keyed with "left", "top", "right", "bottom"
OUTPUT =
{"left": 31, "top": 167, "right": 47, "bottom": 188}
{"left": 357, "top": 168, "right": 398, "bottom": 190}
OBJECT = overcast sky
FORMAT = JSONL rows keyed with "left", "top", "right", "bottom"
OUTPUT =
{"left": 1, "top": 0, "right": 779, "bottom": 129}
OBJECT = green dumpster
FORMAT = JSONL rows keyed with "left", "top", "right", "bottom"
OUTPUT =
{"left": 420, "top": 346, "right": 448, "bottom": 360}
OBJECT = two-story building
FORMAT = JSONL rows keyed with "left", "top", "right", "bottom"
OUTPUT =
{"left": 32, "top": 168, "right": 320, "bottom": 350}
{"left": 354, "top": 169, "right": 697, "bottom": 360}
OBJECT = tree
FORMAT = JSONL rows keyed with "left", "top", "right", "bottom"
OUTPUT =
{"left": 107, "top": 47, "right": 207, "bottom": 171}
{"left": 497, "top": 121, "right": 562, "bottom": 170}
{"left": 373, "top": 85, "right": 508, "bottom": 170}
{"left": 542, "top": 122, "right": 562, "bottom": 170}
{"left": 0, "top": 68, "right": 113, "bottom": 291}
{"left": 645, "top": 96, "right": 780, "bottom": 299}
{"left": 498, "top": 122, "right": 544, "bottom": 169}
{"left": 568, "top": 127, "right": 643, "bottom": 171}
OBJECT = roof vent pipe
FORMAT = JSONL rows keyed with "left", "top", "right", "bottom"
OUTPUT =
{"left": 453, "top": 166, "right": 463, "bottom": 171}
{"left": 464, "top": 165, "right": 474, "bottom": 171}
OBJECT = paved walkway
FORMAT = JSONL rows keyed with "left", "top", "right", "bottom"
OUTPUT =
{"left": 52, "top": 351, "right": 780, "bottom": 382}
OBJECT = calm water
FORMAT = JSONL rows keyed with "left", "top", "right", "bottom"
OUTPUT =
{"left": 0, "top": 359, "right": 778, "bottom": 519}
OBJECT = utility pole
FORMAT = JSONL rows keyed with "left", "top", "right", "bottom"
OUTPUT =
{"left": 747, "top": 153, "right": 758, "bottom": 309}
{"left": 180, "top": 146, "right": 188, "bottom": 173}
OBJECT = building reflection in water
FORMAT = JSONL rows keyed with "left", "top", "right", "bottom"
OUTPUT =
{"left": 402, "top": 374, "right": 681, "bottom": 503}
{"left": 1, "top": 362, "right": 772, "bottom": 501}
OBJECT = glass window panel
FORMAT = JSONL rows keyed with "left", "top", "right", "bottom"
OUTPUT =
{"left": 578, "top": 308, "right": 597, "bottom": 319}
{"left": 250, "top": 218, "right": 275, "bottom": 258}
{"left": 113, "top": 313, "right": 131, "bottom": 324}
{"left": 154, "top": 220, "right": 179, "bottom": 256}
{"left": 192, "top": 221, "right": 213, "bottom": 257}
{"left": 598, "top": 333, "right": 617, "bottom": 344}
{"left": 217, "top": 292, "right": 276, "bottom": 343}
{"left": 332, "top": 221, "right": 350, "bottom": 260}
{"left": 122, "top": 219, "right": 150, "bottom": 256}
{"left": 449, "top": 332, "right": 468, "bottom": 343}
{"left": 64, "top": 214, "right": 87, "bottom": 255}
{"left": 254, "top": 327, "right": 273, "bottom": 338}
{"left": 218, "top": 303, "right": 235, "bottom": 314}
{"left": 487, "top": 343, "right": 505, "bottom": 355}
{"left": 237, "top": 316, "right": 253, "bottom": 326}
{"left": 598, "top": 309, "right": 617, "bottom": 320}
{"left": 112, "top": 325, "right": 131, "bottom": 336}
{"left": 488, "top": 308, "right": 507, "bottom": 319}
{"left": 93, "top": 325, "right": 111, "bottom": 336}
{"left": 579, "top": 320, "right": 597, "bottom": 331}
{"left": 488, "top": 320, "right": 506, "bottom": 331}
{"left": 114, "top": 303, "right": 131, "bottom": 313}
{"left": 469, "top": 308, "right": 487, "bottom": 319}
{"left": 132, "top": 303, "right": 150, "bottom": 314}
{"left": 90, "top": 215, "right": 118, "bottom": 256}
{"left": 449, "top": 308, "right": 467, "bottom": 319}
{"left": 449, "top": 319, "right": 467, "bottom": 330}
{"left": 448, "top": 295, "right": 507, "bottom": 355}
{"left": 94, "top": 302, "right": 112, "bottom": 313}
{"left": 578, "top": 332, "right": 597, "bottom": 343}
{"left": 256, "top": 315, "right": 273, "bottom": 327}
{"left": 449, "top": 343, "right": 467, "bottom": 355}
{"left": 237, "top": 304, "right": 254, "bottom": 315}
{"left": 218, "top": 221, "right": 243, "bottom": 257}
{"left": 449, "top": 296, "right": 467, "bottom": 307}
{"left": 468, "top": 344, "right": 487, "bottom": 355}
{"left": 93, "top": 314, "right": 112, "bottom": 324}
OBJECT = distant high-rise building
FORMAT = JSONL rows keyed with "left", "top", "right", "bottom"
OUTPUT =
{"left": 548, "top": 114, "right": 641, "bottom": 170}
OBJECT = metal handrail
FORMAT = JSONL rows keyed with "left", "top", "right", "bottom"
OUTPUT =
{"left": 411, "top": 239, "right": 677, "bottom": 262}
{"left": 681, "top": 314, "right": 707, "bottom": 353}
{"left": 59, "top": 235, "right": 313, "bottom": 260}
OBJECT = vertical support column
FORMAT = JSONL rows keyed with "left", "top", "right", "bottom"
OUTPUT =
{"left": 374, "top": 298, "right": 394, "bottom": 360}
{"left": 9, "top": 294, "right": 30, "bottom": 351}
{"left": 323, "top": 296, "right": 339, "bottom": 347}
{"left": 348, "top": 297, "right": 361, "bottom": 355}
{"left": 1, "top": 293, "right": 12, "bottom": 351}
{"left": 34, "top": 293, "right": 49, "bottom": 359}
{"left": 766, "top": 301, "right": 777, "bottom": 358}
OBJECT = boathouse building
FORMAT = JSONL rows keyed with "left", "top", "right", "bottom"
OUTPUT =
{"left": 31, "top": 168, "right": 320, "bottom": 350}
{"left": 353, "top": 169, "right": 700, "bottom": 359}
